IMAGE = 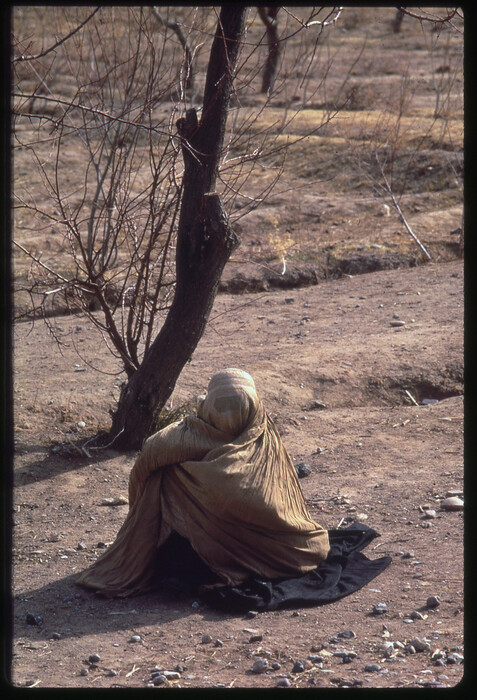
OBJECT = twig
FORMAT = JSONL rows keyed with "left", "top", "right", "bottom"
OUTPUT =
{"left": 404, "top": 389, "right": 419, "bottom": 406}
{"left": 375, "top": 153, "right": 432, "bottom": 261}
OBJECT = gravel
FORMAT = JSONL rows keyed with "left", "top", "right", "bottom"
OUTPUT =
{"left": 251, "top": 657, "right": 269, "bottom": 674}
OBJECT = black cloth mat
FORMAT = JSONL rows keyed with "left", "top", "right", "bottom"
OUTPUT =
{"left": 154, "top": 523, "right": 391, "bottom": 612}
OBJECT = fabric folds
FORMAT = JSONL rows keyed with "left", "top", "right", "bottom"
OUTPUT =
{"left": 76, "top": 369, "right": 330, "bottom": 597}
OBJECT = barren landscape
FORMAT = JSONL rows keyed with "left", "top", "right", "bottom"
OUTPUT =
{"left": 10, "top": 7, "right": 464, "bottom": 689}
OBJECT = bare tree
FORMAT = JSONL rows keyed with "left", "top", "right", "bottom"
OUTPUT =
{"left": 13, "top": 6, "right": 346, "bottom": 450}
{"left": 108, "top": 6, "right": 246, "bottom": 448}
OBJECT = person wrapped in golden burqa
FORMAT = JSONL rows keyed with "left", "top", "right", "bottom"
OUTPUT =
{"left": 77, "top": 368, "right": 330, "bottom": 597}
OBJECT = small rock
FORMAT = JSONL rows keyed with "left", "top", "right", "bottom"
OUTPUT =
{"left": 77, "top": 421, "right": 86, "bottom": 429}
{"left": 292, "top": 661, "right": 305, "bottom": 673}
{"left": 153, "top": 675, "right": 167, "bottom": 686}
{"left": 371, "top": 603, "right": 387, "bottom": 615}
{"left": 410, "top": 610, "right": 425, "bottom": 620}
{"left": 440, "top": 496, "right": 464, "bottom": 511}
{"left": 96, "top": 541, "right": 107, "bottom": 549}
{"left": 26, "top": 613, "right": 43, "bottom": 626}
{"left": 175, "top": 664, "right": 185, "bottom": 673}
{"left": 79, "top": 668, "right": 89, "bottom": 676}
{"left": 163, "top": 671, "right": 181, "bottom": 680}
{"left": 191, "top": 601, "right": 200, "bottom": 609}
{"left": 426, "top": 595, "right": 441, "bottom": 609}
{"left": 308, "top": 655, "right": 324, "bottom": 664}
{"left": 100, "top": 496, "right": 128, "bottom": 506}
{"left": 410, "top": 637, "right": 431, "bottom": 653}
{"left": 250, "top": 634, "right": 263, "bottom": 643}
{"left": 129, "top": 635, "right": 141, "bottom": 643}
{"left": 338, "top": 630, "right": 356, "bottom": 639}
{"left": 251, "top": 657, "right": 269, "bottom": 674}
{"left": 445, "top": 489, "right": 463, "bottom": 498}
{"left": 295, "top": 463, "right": 312, "bottom": 478}
{"left": 51, "top": 632, "right": 61, "bottom": 640}
{"left": 201, "top": 634, "right": 212, "bottom": 644}
{"left": 390, "top": 320, "right": 406, "bottom": 327}
{"left": 364, "top": 664, "right": 381, "bottom": 673}
{"left": 333, "top": 650, "right": 357, "bottom": 659}
{"left": 401, "top": 551, "right": 414, "bottom": 559}
{"left": 214, "top": 638, "right": 224, "bottom": 647}
{"left": 404, "top": 644, "right": 416, "bottom": 654}
{"left": 246, "top": 610, "right": 259, "bottom": 619}
{"left": 285, "top": 298, "right": 295, "bottom": 304}
{"left": 76, "top": 542, "right": 87, "bottom": 550}
{"left": 106, "top": 669, "right": 118, "bottom": 677}
{"left": 88, "top": 653, "right": 101, "bottom": 663}
{"left": 309, "top": 400, "right": 327, "bottom": 410}
{"left": 423, "top": 510, "right": 437, "bottom": 519}
{"left": 271, "top": 662, "right": 282, "bottom": 670}
{"left": 277, "top": 678, "right": 292, "bottom": 687}
{"left": 342, "top": 655, "right": 355, "bottom": 664}
{"left": 446, "top": 653, "right": 464, "bottom": 665}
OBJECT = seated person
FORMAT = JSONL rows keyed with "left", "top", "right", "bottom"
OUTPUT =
{"left": 76, "top": 368, "right": 330, "bottom": 598}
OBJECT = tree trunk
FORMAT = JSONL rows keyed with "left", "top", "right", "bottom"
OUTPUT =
{"left": 109, "top": 6, "right": 246, "bottom": 450}
{"left": 259, "top": 7, "right": 280, "bottom": 94}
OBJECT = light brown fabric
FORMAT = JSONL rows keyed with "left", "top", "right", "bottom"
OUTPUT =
{"left": 76, "top": 369, "right": 330, "bottom": 597}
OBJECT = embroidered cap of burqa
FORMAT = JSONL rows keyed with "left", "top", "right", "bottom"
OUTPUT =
{"left": 76, "top": 369, "right": 330, "bottom": 597}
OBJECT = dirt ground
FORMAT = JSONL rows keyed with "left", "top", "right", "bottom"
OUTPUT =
{"left": 11, "top": 260, "right": 464, "bottom": 689}
{"left": 10, "top": 7, "right": 464, "bottom": 690}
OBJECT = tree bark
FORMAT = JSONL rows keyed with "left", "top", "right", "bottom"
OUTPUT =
{"left": 109, "top": 6, "right": 246, "bottom": 450}
{"left": 259, "top": 7, "right": 280, "bottom": 94}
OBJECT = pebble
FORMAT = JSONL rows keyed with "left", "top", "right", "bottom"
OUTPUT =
{"left": 410, "top": 610, "right": 426, "bottom": 620}
{"left": 106, "top": 669, "right": 118, "bottom": 677}
{"left": 51, "top": 632, "right": 61, "bottom": 640}
{"left": 371, "top": 603, "right": 387, "bottom": 615}
{"left": 214, "top": 639, "right": 224, "bottom": 647}
{"left": 153, "top": 675, "right": 167, "bottom": 686}
{"left": 163, "top": 671, "right": 181, "bottom": 680}
{"left": 390, "top": 320, "right": 406, "bottom": 327}
{"left": 309, "top": 400, "right": 327, "bottom": 410}
{"left": 440, "top": 496, "right": 464, "bottom": 511}
{"left": 276, "top": 678, "right": 292, "bottom": 687}
{"left": 88, "top": 653, "right": 101, "bottom": 663}
{"left": 333, "top": 650, "right": 357, "bottom": 659}
{"left": 271, "top": 662, "right": 282, "bottom": 670}
{"left": 308, "top": 655, "right": 324, "bottom": 664}
{"left": 249, "top": 634, "right": 263, "bottom": 643}
{"left": 423, "top": 510, "right": 437, "bottom": 519}
{"left": 251, "top": 657, "right": 269, "bottom": 674}
{"left": 446, "top": 489, "right": 463, "bottom": 498}
{"left": 77, "top": 421, "right": 86, "bottom": 429}
{"left": 292, "top": 661, "right": 305, "bottom": 673}
{"left": 129, "top": 635, "right": 141, "bottom": 643}
{"left": 76, "top": 542, "right": 87, "bottom": 550}
{"left": 364, "top": 664, "right": 381, "bottom": 673}
{"left": 426, "top": 595, "right": 441, "bottom": 609}
{"left": 26, "top": 613, "right": 43, "bottom": 626}
{"left": 80, "top": 668, "right": 89, "bottom": 676}
{"left": 409, "top": 637, "right": 431, "bottom": 653}
{"left": 201, "top": 634, "right": 212, "bottom": 644}
{"left": 338, "top": 630, "right": 356, "bottom": 639}
{"left": 446, "top": 653, "right": 464, "bottom": 665}
{"left": 295, "top": 463, "right": 312, "bottom": 478}
{"left": 246, "top": 610, "right": 259, "bottom": 619}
